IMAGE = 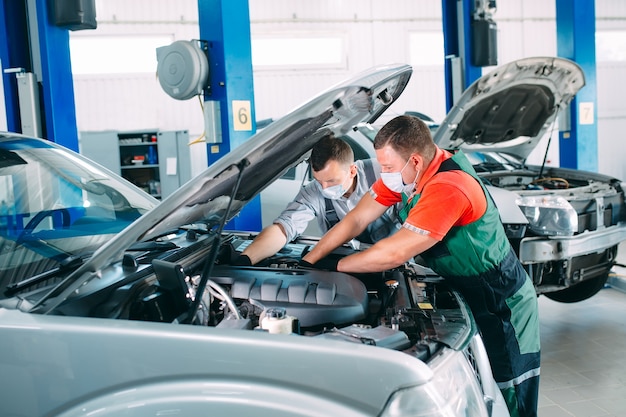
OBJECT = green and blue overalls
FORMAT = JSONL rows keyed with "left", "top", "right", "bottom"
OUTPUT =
{"left": 399, "top": 151, "right": 540, "bottom": 417}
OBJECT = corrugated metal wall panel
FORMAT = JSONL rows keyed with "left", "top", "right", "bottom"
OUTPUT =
{"left": 596, "top": 0, "right": 626, "bottom": 18}
{"left": 250, "top": 0, "right": 373, "bottom": 21}
{"left": 597, "top": 63, "right": 626, "bottom": 118}
{"left": 496, "top": 20, "right": 557, "bottom": 63}
{"left": 254, "top": 69, "right": 354, "bottom": 120}
{"left": 95, "top": 0, "right": 198, "bottom": 23}
{"left": 598, "top": 119, "right": 626, "bottom": 180}
{"left": 73, "top": 75, "right": 204, "bottom": 134}
{"left": 370, "top": 0, "right": 441, "bottom": 20}
{"left": 519, "top": 0, "right": 555, "bottom": 19}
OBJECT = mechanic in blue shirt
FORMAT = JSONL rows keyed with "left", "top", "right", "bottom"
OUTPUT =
{"left": 234, "top": 135, "right": 401, "bottom": 265}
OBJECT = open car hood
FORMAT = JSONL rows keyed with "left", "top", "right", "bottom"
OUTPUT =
{"left": 433, "top": 56, "right": 585, "bottom": 160}
{"left": 82, "top": 64, "right": 412, "bottom": 272}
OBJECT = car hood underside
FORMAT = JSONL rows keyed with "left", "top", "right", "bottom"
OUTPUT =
{"left": 433, "top": 56, "right": 585, "bottom": 160}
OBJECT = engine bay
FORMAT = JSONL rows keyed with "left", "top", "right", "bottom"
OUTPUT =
{"left": 122, "top": 234, "right": 470, "bottom": 361}
{"left": 3, "top": 227, "right": 473, "bottom": 363}
{"left": 480, "top": 166, "right": 620, "bottom": 196}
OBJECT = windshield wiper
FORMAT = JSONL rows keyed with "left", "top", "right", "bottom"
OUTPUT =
{"left": 4, "top": 253, "right": 87, "bottom": 297}
{"left": 138, "top": 224, "right": 212, "bottom": 245}
{"left": 127, "top": 241, "right": 179, "bottom": 251}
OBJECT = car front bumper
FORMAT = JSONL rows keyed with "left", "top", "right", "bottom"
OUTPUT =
{"left": 518, "top": 222, "right": 626, "bottom": 263}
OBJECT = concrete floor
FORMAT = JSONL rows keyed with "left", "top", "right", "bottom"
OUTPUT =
{"left": 537, "top": 244, "right": 626, "bottom": 417}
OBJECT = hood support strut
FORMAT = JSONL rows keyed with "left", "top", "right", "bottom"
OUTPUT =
{"left": 181, "top": 158, "right": 250, "bottom": 324}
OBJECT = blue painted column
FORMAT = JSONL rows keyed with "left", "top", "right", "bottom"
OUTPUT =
{"left": 197, "top": 0, "right": 261, "bottom": 231}
{"left": 0, "top": 0, "right": 31, "bottom": 132}
{"left": 33, "top": 0, "right": 79, "bottom": 150}
{"left": 556, "top": 0, "right": 598, "bottom": 171}
{"left": 441, "top": 0, "right": 483, "bottom": 111}
{"left": 0, "top": 0, "right": 79, "bottom": 149}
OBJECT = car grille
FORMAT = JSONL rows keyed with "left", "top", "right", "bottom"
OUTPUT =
{"left": 572, "top": 195, "right": 623, "bottom": 234}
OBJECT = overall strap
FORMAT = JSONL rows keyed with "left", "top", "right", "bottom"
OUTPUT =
{"left": 324, "top": 197, "right": 340, "bottom": 229}
{"left": 361, "top": 158, "right": 377, "bottom": 185}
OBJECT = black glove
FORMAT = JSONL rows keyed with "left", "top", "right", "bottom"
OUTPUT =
{"left": 300, "top": 245, "right": 312, "bottom": 258}
{"left": 232, "top": 254, "right": 252, "bottom": 266}
{"left": 298, "top": 259, "right": 315, "bottom": 269}
{"left": 299, "top": 256, "right": 339, "bottom": 271}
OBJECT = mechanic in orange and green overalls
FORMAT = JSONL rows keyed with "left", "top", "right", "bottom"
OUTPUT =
{"left": 303, "top": 115, "right": 540, "bottom": 417}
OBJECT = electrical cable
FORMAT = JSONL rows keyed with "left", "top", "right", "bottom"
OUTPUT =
{"left": 188, "top": 94, "right": 207, "bottom": 145}
{"left": 530, "top": 177, "right": 570, "bottom": 188}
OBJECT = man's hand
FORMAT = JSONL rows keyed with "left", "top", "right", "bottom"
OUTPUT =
{"left": 232, "top": 254, "right": 252, "bottom": 266}
{"left": 299, "top": 256, "right": 339, "bottom": 271}
{"left": 237, "top": 224, "right": 289, "bottom": 265}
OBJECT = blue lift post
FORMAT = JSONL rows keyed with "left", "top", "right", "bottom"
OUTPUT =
{"left": 32, "top": 0, "right": 80, "bottom": 150}
{"left": 0, "top": 0, "right": 31, "bottom": 133}
{"left": 556, "top": 0, "right": 598, "bottom": 172}
{"left": 441, "top": 0, "right": 484, "bottom": 111}
{"left": 197, "top": 0, "right": 262, "bottom": 231}
{"left": 0, "top": 0, "right": 79, "bottom": 150}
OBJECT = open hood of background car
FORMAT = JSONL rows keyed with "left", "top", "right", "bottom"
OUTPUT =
{"left": 80, "top": 64, "right": 413, "bottom": 273}
{"left": 433, "top": 56, "right": 585, "bottom": 160}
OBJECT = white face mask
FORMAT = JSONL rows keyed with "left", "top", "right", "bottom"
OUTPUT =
{"left": 381, "top": 158, "right": 419, "bottom": 196}
{"left": 320, "top": 183, "right": 347, "bottom": 200}
{"left": 319, "top": 171, "right": 352, "bottom": 200}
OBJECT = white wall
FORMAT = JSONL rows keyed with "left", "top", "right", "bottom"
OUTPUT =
{"left": 71, "top": 0, "right": 201, "bottom": 134}
{"left": 70, "top": 0, "right": 626, "bottom": 179}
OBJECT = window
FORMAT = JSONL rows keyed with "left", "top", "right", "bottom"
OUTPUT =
{"left": 251, "top": 34, "right": 346, "bottom": 69}
{"left": 409, "top": 32, "right": 445, "bottom": 67}
{"left": 596, "top": 31, "right": 626, "bottom": 62}
{"left": 69, "top": 35, "right": 174, "bottom": 74}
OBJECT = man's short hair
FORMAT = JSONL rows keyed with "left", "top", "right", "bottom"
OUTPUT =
{"left": 310, "top": 136, "right": 354, "bottom": 172}
{"left": 373, "top": 115, "right": 436, "bottom": 161}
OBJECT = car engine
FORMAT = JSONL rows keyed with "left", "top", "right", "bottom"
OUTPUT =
{"left": 122, "top": 234, "right": 468, "bottom": 361}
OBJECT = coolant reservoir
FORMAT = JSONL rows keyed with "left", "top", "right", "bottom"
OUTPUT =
{"left": 261, "top": 307, "right": 295, "bottom": 334}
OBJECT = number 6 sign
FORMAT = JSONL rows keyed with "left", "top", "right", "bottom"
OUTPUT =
{"left": 232, "top": 100, "right": 252, "bottom": 131}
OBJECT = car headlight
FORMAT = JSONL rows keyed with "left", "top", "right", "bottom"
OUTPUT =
{"left": 380, "top": 350, "right": 489, "bottom": 417}
{"left": 515, "top": 195, "right": 578, "bottom": 236}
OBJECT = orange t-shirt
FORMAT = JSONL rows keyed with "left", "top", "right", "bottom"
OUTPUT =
{"left": 371, "top": 149, "right": 487, "bottom": 241}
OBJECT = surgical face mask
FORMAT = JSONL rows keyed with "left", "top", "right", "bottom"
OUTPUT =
{"left": 319, "top": 171, "right": 352, "bottom": 200}
{"left": 320, "top": 183, "right": 347, "bottom": 200}
{"left": 381, "top": 158, "right": 419, "bottom": 196}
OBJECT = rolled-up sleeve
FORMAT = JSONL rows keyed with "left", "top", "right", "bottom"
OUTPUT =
{"left": 273, "top": 184, "right": 324, "bottom": 242}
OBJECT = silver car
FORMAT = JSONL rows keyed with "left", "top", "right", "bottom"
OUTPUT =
{"left": 0, "top": 64, "right": 508, "bottom": 416}
{"left": 432, "top": 56, "right": 626, "bottom": 303}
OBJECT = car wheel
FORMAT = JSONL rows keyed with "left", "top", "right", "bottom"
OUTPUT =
{"left": 543, "top": 274, "right": 609, "bottom": 303}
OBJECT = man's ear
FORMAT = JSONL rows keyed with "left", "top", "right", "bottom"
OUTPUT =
{"left": 349, "top": 163, "right": 358, "bottom": 177}
{"left": 411, "top": 154, "right": 423, "bottom": 171}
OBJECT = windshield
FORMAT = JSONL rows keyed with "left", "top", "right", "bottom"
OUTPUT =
{"left": 0, "top": 137, "right": 158, "bottom": 293}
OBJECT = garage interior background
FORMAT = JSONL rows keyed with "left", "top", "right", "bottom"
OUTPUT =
{"left": 5, "top": 0, "right": 625, "bottom": 182}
